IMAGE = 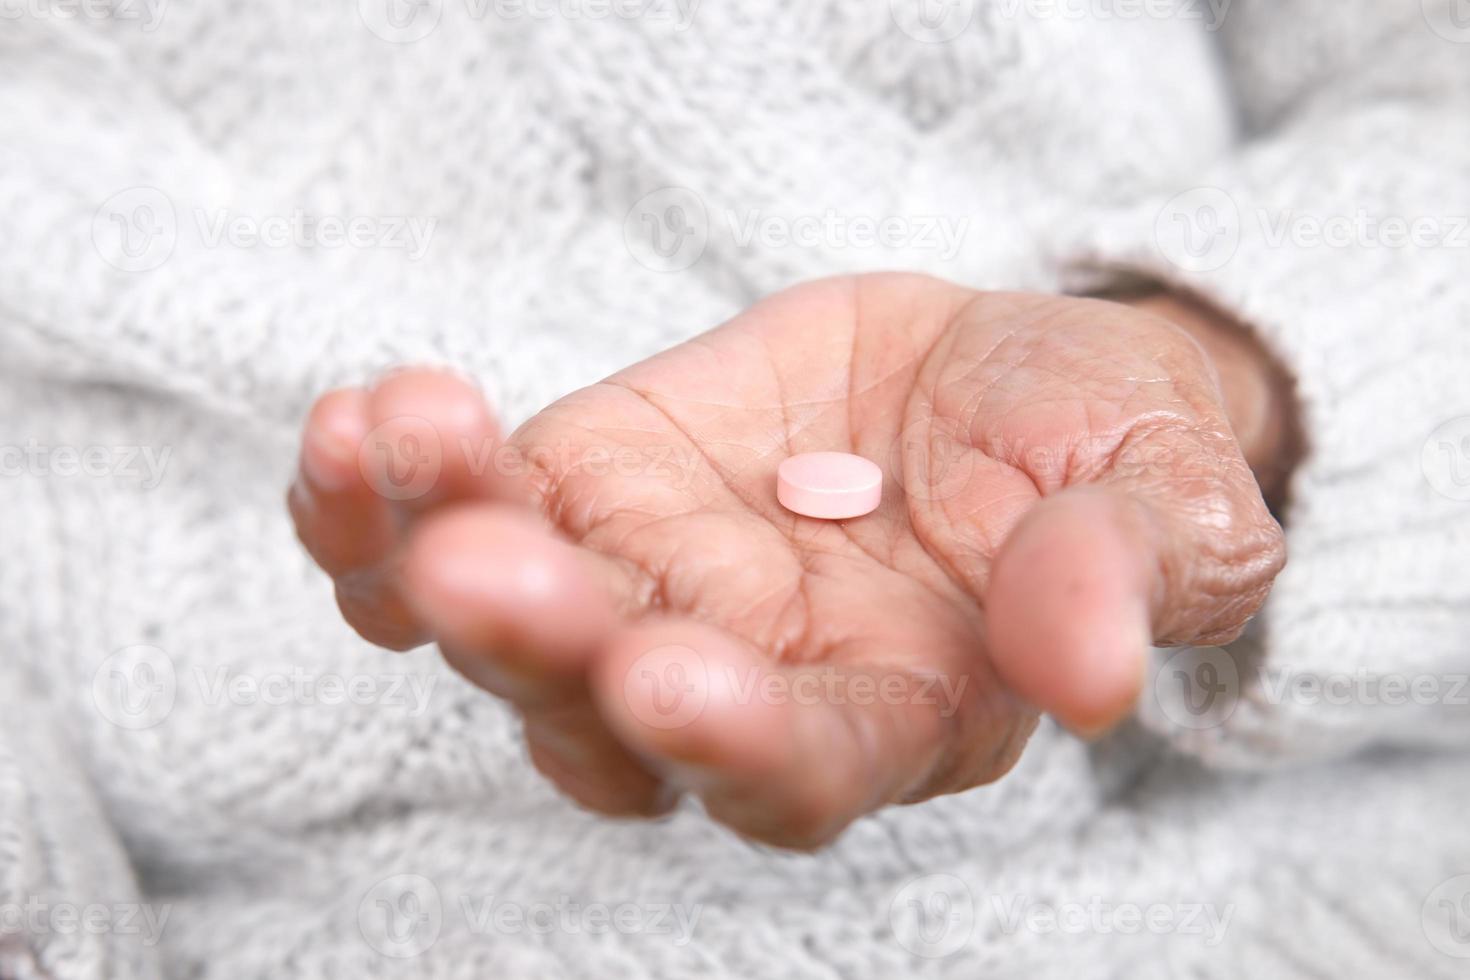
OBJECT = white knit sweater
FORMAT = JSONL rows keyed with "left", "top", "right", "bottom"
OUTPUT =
{"left": 3, "top": 2, "right": 1470, "bottom": 977}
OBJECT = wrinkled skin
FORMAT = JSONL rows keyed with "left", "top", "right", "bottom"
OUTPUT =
{"left": 289, "top": 274, "right": 1286, "bottom": 849}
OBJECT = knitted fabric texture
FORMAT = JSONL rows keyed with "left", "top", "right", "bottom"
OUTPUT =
{"left": 1, "top": 2, "right": 1469, "bottom": 977}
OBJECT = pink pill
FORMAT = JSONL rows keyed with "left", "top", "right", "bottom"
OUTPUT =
{"left": 776, "top": 452, "right": 882, "bottom": 520}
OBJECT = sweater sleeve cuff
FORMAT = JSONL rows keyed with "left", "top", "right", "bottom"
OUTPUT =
{"left": 1051, "top": 111, "right": 1470, "bottom": 766}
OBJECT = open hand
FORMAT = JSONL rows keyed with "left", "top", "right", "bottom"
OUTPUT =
{"left": 289, "top": 274, "right": 1286, "bottom": 848}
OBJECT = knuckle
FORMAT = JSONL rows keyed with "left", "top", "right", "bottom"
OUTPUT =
{"left": 1175, "top": 480, "right": 1287, "bottom": 644}
{"left": 1126, "top": 422, "right": 1287, "bottom": 646}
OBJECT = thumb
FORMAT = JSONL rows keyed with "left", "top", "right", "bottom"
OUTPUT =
{"left": 984, "top": 461, "right": 1284, "bottom": 735}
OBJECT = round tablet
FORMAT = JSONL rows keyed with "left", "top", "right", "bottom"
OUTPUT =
{"left": 776, "top": 452, "right": 882, "bottom": 520}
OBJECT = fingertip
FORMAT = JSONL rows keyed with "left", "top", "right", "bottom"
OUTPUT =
{"left": 401, "top": 505, "right": 615, "bottom": 682}
{"left": 334, "top": 576, "right": 431, "bottom": 652}
{"left": 593, "top": 622, "right": 789, "bottom": 777}
{"left": 522, "top": 713, "right": 677, "bottom": 819}
{"left": 301, "top": 388, "right": 372, "bottom": 494}
{"left": 592, "top": 624, "right": 885, "bottom": 849}
{"left": 293, "top": 387, "right": 400, "bottom": 577}
{"left": 987, "top": 489, "right": 1154, "bottom": 736}
{"left": 363, "top": 368, "right": 515, "bottom": 507}
{"left": 370, "top": 367, "right": 497, "bottom": 438}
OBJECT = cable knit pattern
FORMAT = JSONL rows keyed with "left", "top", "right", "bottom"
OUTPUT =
{"left": 2, "top": 2, "right": 1469, "bottom": 977}
{"left": 1065, "top": 1, "right": 1470, "bottom": 767}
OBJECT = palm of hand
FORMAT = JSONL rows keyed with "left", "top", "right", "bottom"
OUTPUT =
{"left": 292, "top": 274, "right": 1281, "bottom": 848}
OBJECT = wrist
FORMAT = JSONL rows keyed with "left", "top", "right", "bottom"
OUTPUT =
{"left": 1116, "top": 291, "right": 1302, "bottom": 510}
